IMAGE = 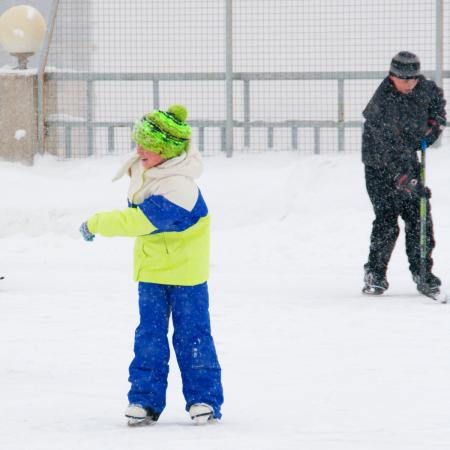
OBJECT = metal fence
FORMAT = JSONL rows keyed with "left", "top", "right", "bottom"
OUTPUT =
{"left": 30, "top": 0, "right": 450, "bottom": 158}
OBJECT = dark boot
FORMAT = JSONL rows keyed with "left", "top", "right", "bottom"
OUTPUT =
{"left": 412, "top": 272, "right": 441, "bottom": 296}
{"left": 363, "top": 266, "right": 389, "bottom": 295}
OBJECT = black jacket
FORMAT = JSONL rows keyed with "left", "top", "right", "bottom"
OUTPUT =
{"left": 362, "top": 76, "right": 446, "bottom": 178}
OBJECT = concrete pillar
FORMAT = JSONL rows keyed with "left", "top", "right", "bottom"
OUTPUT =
{"left": 0, "top": 72, "right": 38, "bottom": 164}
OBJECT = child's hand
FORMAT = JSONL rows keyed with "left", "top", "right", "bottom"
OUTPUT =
{"left": 79, "top": 221, "right": 95, "bottom": 241}
{"left": 395, "top": 173, "right": 418, "bottom": 194}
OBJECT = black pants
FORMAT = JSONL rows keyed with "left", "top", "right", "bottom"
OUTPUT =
{"left": 365, "top": 165, "right": 435, "bottom": 278}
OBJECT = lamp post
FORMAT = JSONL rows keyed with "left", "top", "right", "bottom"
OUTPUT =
{"left": 0, "top": 5, "right": 47, "bottom": 69}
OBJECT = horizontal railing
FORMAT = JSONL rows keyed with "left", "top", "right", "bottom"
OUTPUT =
{"left": 45, "top": 70, "right": 450, "bottom": 156}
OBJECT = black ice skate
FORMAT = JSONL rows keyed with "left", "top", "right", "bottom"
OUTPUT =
{"left": 413, "top": 273, "right": 447, "bottom": 303}
{"left": 125, "top": 404, "right": 159, "bottom": 427}
{"left": 362, "top": 269, "right": 388, "bottom": 295}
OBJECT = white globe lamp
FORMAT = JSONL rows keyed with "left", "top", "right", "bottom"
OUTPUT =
{"left": 0, "top": 5, "right": 47, "bottom": 69}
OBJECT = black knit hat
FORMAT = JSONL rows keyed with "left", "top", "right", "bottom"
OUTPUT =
{"left": 389, "top": 51, "right": 421, "bottom": 79}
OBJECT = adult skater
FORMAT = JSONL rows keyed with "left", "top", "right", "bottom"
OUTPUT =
{"left": 362, "top": 51, "right": 446, "bottom": 298}
{"left": 80, "top": 104, "right": 223, "bottom": 426}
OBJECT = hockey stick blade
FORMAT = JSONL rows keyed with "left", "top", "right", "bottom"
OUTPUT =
{"left": 431, "top": 291, "right": 448, "bottom": 304}
{"left": 420, "top": 289, "right": 448, "bottom": 304}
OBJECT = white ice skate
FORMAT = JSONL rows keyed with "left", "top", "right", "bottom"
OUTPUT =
{"left": 125, "top": 404, "right": 159, "bottom": 427}
{"left": 189, "top": 403, "right": 215, "bottom": 425}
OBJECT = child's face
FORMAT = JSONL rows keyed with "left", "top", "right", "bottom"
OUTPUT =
{"left": 136, "top": 146, "right": 166, "bottom": 169}
{"left": 389, "top": 76, "right": 418, "bottom": 95}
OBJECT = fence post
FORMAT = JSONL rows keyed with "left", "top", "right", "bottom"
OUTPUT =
{"left": 86, "top": 80, "right": 94, "bottom": 156}
{"left": 198, "top": 126, "right": 205, "bottom": 153}
{"left": 267, "top": 127, "right": 274, "bottom": 149}
{"left": 65, "top": 125, "right": 72, "bottom": 158}
{"left": 243, "top": 79, "right": 250, "bottom": 147}
{"left": 337, "top": 78, "right": 345, "bottom": 152}
{"left": 434, "top": 0, "right": 444, "bottom": 148}
{"left": 153, "top": 80, "right": 160, "bottom": 110}
{"left": 435, "top": 0, "right": 444, "bottom": 88}
{"left": 37, "top": 0, "right": 60, "bottom": 156}
{"left": 225, "top": 0, "right": 234, "bottom": 157}
{"left": 108, "top": 126, "right": 115, "bottom": 153}
{"left": 314, "top": 127, "right": 320, "bottom": 155}
{"left": 291, "top": 126, "right": 298, "bottom": 150}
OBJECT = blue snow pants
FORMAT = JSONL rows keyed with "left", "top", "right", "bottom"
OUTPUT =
{"left": 128, "top": 281, "right": 223, "bottom": 419}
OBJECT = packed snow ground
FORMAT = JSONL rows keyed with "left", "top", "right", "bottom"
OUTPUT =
{"left": 1, "top": 147, "right": 450, "bottom": 450}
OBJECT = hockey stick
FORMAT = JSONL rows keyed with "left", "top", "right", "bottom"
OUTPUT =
{"left": 417, "top": 140, "right": 447, "bottom": 303}
{"left": 418, "top": 139, "right": 427, "bottom": 291}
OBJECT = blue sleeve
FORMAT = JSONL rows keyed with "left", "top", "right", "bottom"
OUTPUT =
{"left": 131, "top": 190, "right": 208, "bottom": 233}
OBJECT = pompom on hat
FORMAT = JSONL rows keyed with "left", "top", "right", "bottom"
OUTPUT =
{"left": 131, "top": 104, "right": 191, "bottom": 159}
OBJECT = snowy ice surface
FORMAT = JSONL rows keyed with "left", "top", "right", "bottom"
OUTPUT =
{"left": 1, "top": 147, "right": 450, "bottom": 450}
{"left": 14, "top": 129, "right": 26, "bottom": 141}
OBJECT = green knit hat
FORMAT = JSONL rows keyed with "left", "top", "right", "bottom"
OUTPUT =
{"left": 131, "top": 104, "right": 191, "bottom": 159}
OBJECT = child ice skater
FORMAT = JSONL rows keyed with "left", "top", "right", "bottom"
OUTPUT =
{"left": 361, "top": 52, "right": 446, "bottom": 299}
{"left": 80, "top": 104, "right": 223, "bottom": 426}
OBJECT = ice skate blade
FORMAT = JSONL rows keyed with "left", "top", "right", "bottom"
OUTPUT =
{"left": 189, "top": 403, "right": 215, "bottom": 425}
{"left": 191, "top": 413, "right": 216, "bottom": 425}
{"left": 362, "top": 286, "right": 385, "bottom": 296}
{"left": 193, "top": 415, "right": 217, "bottom": 425}
{"left": 127, "top": 416, "right": 156, "bottom": 427}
